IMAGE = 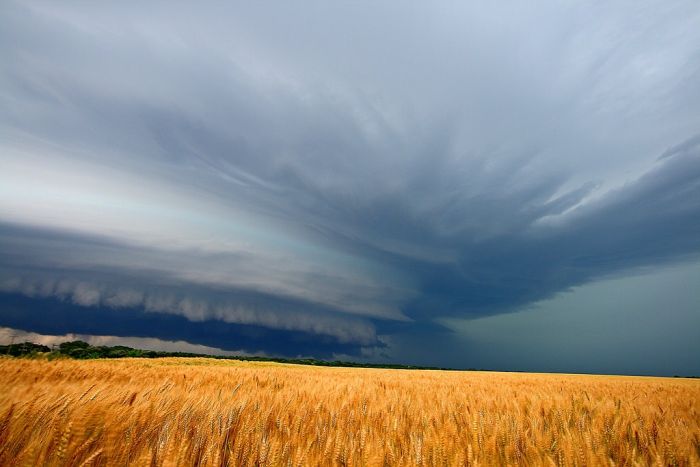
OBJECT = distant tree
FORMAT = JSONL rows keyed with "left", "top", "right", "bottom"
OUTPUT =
{"left": 58, "top": 340, "right": 90, "bottom": 352}
{"left": 0, "top": 342, "right": 51, "bottom": 356}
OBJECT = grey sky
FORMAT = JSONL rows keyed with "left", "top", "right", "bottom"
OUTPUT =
{"left": 1, "top": 1, "right": 699, "bottom": 374}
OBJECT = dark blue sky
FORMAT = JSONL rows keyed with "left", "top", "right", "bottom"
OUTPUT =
{"left": 1, "top": 1, "right": 699, "bottom": 375}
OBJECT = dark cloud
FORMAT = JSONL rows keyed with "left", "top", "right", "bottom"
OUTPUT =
{"left": 0, "top": 294, "right": 371, "bottom": 358}
{"left": 0, "top": 224, "right": 383, "bottom": 347}
{"left": 305, "top": 136, "right": 700, "bottom": 323}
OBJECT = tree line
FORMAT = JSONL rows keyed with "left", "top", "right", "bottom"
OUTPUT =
{"left": 0, "top": 340, "right": 474, "bottom": 371}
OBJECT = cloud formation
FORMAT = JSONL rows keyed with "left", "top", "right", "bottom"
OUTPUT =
{"left": 0, "top": 267, "right": 378, "bottom": 345}
{"left": 1, "top": 1, "right": 699, "bottom": 368}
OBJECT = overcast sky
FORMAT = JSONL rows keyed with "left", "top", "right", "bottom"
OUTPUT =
{"left": 1, "top": 1, "right": 699, "bottom": 375}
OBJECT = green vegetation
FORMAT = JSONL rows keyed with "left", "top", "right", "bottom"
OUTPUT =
{"left": 0, "top": 342, "right": 50, "bottom": 356}
{"left": 1, "top": 340, "right": 468, "bottom": 371}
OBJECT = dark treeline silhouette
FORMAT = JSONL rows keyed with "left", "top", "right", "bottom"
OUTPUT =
{"left": 0, "top": 340, "right": 475, "bottom": 371}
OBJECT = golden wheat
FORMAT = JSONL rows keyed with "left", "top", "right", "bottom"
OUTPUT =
{"left": 0, "top": 357, "right": 698, "bottom": 466}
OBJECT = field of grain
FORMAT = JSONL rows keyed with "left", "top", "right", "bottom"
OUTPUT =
{"left": 0, "top": 357, "right": 698, "bottom": 466}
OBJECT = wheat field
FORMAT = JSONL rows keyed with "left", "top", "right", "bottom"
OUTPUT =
{"left": 0, "top": 357, "right": 698, "bottom": 466}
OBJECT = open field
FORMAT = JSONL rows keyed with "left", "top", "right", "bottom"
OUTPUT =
{"left": 0, "top": 357, "right": 698, "bottom": 466}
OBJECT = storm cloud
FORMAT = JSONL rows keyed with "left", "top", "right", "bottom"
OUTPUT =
{"left": 1, "top": 1, "right": 699, "bottom": 371}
